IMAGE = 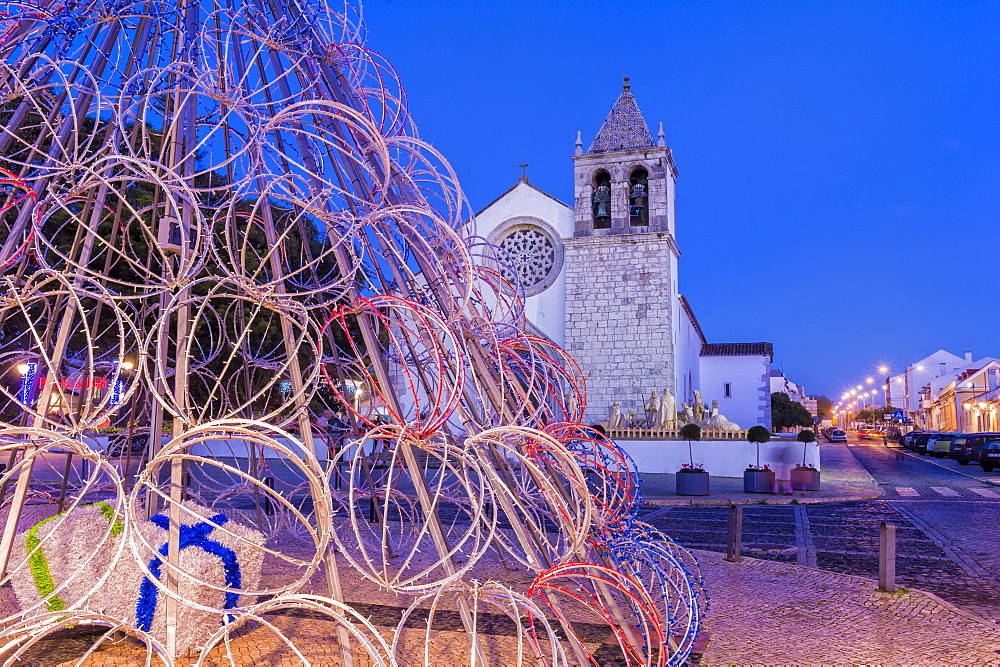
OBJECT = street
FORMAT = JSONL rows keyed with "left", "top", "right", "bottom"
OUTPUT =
{"left": 640, "top": 434, "right": 1000, "bottom": 621}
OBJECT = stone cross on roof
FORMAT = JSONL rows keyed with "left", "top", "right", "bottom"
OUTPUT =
{"left": 587, "top": 76, "right": 655, "bottom": 154}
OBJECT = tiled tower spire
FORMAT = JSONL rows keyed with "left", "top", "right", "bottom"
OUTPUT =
{"left": 588, "top": 76, "right": 655, "bottom": 153}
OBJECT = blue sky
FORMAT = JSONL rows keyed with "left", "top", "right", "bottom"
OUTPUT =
{"left": 363, "top": 0, "right": 1000, "bottom": 398}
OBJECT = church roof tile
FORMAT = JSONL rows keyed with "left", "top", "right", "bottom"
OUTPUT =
{"left": 588, "top": 77, "right": 655, "bottom": 154}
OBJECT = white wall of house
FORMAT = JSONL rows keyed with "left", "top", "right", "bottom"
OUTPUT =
{"left": 474, "top": 181, "right": 575, "bottom": 347}
{"left": 914, "top": 355, "right": 999, "bottom": 430}
{"left": 701, "top": 354, "right": 771, "bottom": 429}
{"left": 899, "top": 349, "right": 968, "bottom": 416}
{"left": 675, "top": 299, "right": 704, "bottom": 405}
{"left": 770, "top": 372, "right": 806, "bottom": 401}
{"left": 949, "top": 361, "right": 1000, "bottom": 432}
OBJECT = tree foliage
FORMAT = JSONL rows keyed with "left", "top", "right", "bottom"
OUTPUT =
{"left": 680, "top": 423, "right": 701, "bottom": 442}
{"left": 815, "top": 395, "right": 833, "bottom": 419}
{"left": 771, "top": 392, "right": 813, "bottom": 430}
{"left": 747, "top": 425, "right": 771, "bottom": 444}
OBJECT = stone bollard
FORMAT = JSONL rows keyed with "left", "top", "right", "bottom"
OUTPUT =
{"left": 725, "top": 505, "right": 743, "bottom": 562}
{"left": 878, "top": 521, "right": 896, "bottom": 592}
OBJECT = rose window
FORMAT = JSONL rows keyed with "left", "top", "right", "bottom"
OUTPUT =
{"left": 498, "top": 227, "right": 556, "bottom": 290}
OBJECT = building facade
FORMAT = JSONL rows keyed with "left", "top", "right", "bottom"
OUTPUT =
{"left": 475, "top": 78, "right": 772, "bottom": 430}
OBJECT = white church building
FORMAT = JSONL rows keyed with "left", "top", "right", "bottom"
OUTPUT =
{"left": 475, "top": 78, "right": 773, "bottom": 432}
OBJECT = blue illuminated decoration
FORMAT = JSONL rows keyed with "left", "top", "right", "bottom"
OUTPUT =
{"left": 18, "top": 361, "right": 37, "bottom": 406}
{"left": 109, "top": 378, "right": 125, "bottom": 407}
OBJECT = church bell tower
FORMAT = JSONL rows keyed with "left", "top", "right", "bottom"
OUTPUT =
{"left": 565, "top": 77, "right": 681, "bottom": 425}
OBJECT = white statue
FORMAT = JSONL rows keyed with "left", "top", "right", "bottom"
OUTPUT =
{"left": 658, "top": 388, "right": 676, "bottom": 429}
{"left": 626, "top": 409, "right": 637, "bottom": 428}
{"left": 607, "top": 401, "right": 622, "bottom": 429}
{"left": 568, "top": 392, "right": 579, "bottom": 419}
{"left": 705, "top": 399, "right": 741, "bottom": 430}
{"left": 680, "top": 402, "right": 695, "bottom": 424}
{"left": 644, "top": 391, "right": 659, "bottom": 428}
{"left": 692, "top": 390, "right": 706, "bottom": 424}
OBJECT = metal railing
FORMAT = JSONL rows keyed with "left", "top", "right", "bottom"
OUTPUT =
{"left": 608, "top": 426, "right": 749, "bottom": 440}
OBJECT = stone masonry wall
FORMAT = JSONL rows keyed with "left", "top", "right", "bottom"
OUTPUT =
{"left": 564, "top": 233, "right": 674, "bottom": 425}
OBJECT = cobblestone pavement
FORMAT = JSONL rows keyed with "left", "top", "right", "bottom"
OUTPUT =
{"left": 642, "top": 499, "right": 1000, "bottom": 622}
{"left": 696, "top": 549, "right": 1000, "bottom": 665}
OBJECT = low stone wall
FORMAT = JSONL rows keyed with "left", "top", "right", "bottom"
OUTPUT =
{"left": 615, "top": 438, "right": 820, "bottom": 477}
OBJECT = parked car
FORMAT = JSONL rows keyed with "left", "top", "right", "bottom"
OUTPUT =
{"left": 910, "top": 432, "right": 940, "bottom": 455}
{"left": 106, "top": 433, "right": 149, "bottom": 457}
{"left": 902, "top": 430, "right": 933, "bottom": 450}
{"left": 927, "top": 433, "right": 963, "bottom": 458}
{"left": 884, "top": 426, "right": 904, "bottom": 443}
{"left": 979, "top": 439, "right": 1000, "bottom": 472}
{"left": 947, "top": 433, "right": 1000, "bottom": 465}
{"left": 826, "top": 429, "right": 847, "bottom": 443}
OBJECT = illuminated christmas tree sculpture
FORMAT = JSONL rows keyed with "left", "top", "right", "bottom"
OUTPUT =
{"left": 0, "top": 1, "right": 705, "bottom": 663}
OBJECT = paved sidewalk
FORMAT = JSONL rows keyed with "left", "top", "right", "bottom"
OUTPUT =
{"left": 668, "top": 443, "right": 1000, "bottom": 663}
{"left": 641, "top": 443, "right": 883, "bottom": 505}
{"left": 697, "top": 548, "right": 1000, "bottom": 664}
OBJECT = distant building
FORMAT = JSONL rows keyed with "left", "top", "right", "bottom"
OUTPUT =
{"left": 769, "top": 369, "right": 807, "bottom": 402}
{"left": 916, "top": 358, "right": 1000, "bottom": 432}
{"left": 883, "top": 350, "right": 971, "bottom": 419}
{"left": 700, "top": 343, "right": 774, "bottom": 429}
{"left": 768, "top": 369, "right": 817, "bottom": 419}
{"left": 475, "top": 78, "right": 773, "bottom": 429}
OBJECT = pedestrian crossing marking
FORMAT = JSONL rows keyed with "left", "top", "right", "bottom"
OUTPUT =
{"left": 930, "top": 486, "right": 960, "bottom": 497}
{"left": 895, "top": 487, "right": 920, "bottom": 497}
{"left": 970, "top": 488, "right": 1000, "bottom": 498}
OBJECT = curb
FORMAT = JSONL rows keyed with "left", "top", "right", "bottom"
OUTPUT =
{"left": 642, "top": 486, "right": 884, "bottom": 506}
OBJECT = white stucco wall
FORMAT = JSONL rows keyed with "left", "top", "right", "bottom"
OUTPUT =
{"left": 700, "top": 354, "right": 771, "bottom": 429}
{"left": 619, "top": 438, "right": 820, "bottom": 476}
{"left": 674, "top": 300, "right": 703, "bottom": 405}
{"left": 474, "top": 182, "right": 574, "bottom": 346}
{"left": 900, "top": 349, "right": 971, "bottom": 414}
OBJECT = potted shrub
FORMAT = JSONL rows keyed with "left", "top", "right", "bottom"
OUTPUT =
{"left": 744, "top": 425, "right": 775, "bottom": 493}
{"left": 791, "top": 429, "right": 821, "bottom": 491}
{"left": 676, "top": 423, "right": 709, "bottom": 496}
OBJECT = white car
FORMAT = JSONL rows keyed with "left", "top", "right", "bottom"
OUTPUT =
{"left": 826, "top": 429, "right": 847, "bottom": 443}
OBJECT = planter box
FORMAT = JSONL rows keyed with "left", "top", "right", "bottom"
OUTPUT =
{"left": 743, "top": 469, "right": 775, "bottom": 493}
{"left": 791, "top": 467, "right": 821, "bottom": 491}
{"left": 676, "top": 471, "right": 710, "bottom": 496}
